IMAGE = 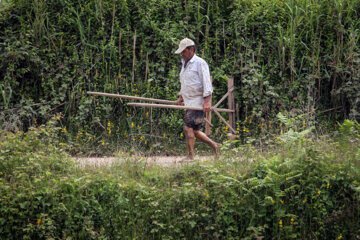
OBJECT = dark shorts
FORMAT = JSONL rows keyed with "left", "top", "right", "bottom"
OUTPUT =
{"left": 184, "top": 110, "right": 205, "bottom": 130}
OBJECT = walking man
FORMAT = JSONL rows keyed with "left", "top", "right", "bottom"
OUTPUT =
{"left": 175, "top": 38, "right": 220, "bottom": 160}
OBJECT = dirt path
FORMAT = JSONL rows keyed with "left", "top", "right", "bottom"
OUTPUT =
{"left": 75, "top": 155, "right": 216, "bottom": 167}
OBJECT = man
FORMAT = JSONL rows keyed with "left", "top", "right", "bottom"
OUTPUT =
{"left": 175, "top": 38, "right": 220, "bottom": 160}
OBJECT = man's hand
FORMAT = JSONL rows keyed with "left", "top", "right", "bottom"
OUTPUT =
{"left": 203, "top": 95, "right": 212, "bottom": 113}
{"left": 177, "top": 96, "right": 184, "bottom": 105}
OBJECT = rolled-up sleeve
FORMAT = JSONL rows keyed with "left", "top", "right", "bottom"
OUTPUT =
{"left": 198, "top": 61, "right": 213, "bottom": 97}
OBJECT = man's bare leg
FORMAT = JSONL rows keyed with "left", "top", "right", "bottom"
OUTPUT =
{"left": 184, "top": 125, "right": 195, "bottom": 160}
{"left": 194, "top": 130, "right": 220, "bottom": 158}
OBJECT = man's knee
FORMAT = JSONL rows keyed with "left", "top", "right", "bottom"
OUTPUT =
{"left": 183, "top": 125, "right": 195, "bottom": 138}
{"left": 194, "top": 130, "right": 201, "bottom": 138}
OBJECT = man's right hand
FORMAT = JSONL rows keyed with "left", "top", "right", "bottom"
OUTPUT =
{"left": 177, "top": 96, "right": 184, "bottom": 105}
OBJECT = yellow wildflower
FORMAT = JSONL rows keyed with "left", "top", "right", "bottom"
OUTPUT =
{"left": 163, "top": 133, "right": 166, "bottom": 138}
{"left": 290, "top": 217, "right": 294, "bottom": 224}
{"left": 327, "top": 182, "right": 330, "bottom": 189}
{"left": 146, "top": 112, "right": 149, "bottom": 117}
{"left": 140, "top": 136, "right": 145, "bottom": 141}
{"left": 108, "top": 121, "right": 111, "bottom": 127}
{"left": 317, "top": 190, "right": 321, "bottom": 195}
{"left": 280, "top": 199, "right": 284, "bottom": 204}
{"left": 180, "top": 132, "right": 184, "bottom": 137}
{"left": 131, "top": 122, "right": 134, "bottom": 128}
{"left": 101, "top": 141, "right": 105, "bottom": 145}
{"left": 338, "top": 234, "right": 343, "bottom": 239}
{"left": 37, "top": 218, "right": 41, "bottom": 225}
{"left": 279, "top": 220, "right": 283, "bottom": 227}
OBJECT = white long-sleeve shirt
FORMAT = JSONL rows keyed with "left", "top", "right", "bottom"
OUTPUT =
{"left": 179, "top": 54, "right": 213, "bottom": 108}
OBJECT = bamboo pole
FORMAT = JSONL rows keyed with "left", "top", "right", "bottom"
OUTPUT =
{"left": 145, "top": 52, "right": 149, "bottom": 81}
{"left": 131, "top": 30, "right": 136, "bottom": 84}
{"left": 204, "top": 117, "right": 213, "bottom": 127}
{"left": 87, "top": 91, "right": 177, "bottom": 105}
{"left": 111, "top": 0, "right": 116, "bottom": 37}
{"left": 127, "top": 102, "right": 235, "bottom": 113}
{"left": 205, "top": 76, "right": 213, "bottom": 136}
{"left": 213, "top": 109, "right": 237, "bottom": 134}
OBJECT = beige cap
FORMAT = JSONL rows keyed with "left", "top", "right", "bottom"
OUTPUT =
{"left": 174, "top": 38, "right": 195, "bottom": 54}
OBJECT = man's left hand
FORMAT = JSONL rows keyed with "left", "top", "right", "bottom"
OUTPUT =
{"left": 203, "top": 95, "right": 212, "bottom": 113}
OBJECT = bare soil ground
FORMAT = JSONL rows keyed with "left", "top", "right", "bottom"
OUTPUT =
{"left": 75, "top": 155, "right": 217, "bottom": 168}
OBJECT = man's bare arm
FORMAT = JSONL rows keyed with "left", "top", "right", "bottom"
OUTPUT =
{"left": 203, "top": 95, "right": 211, "bottom": 112}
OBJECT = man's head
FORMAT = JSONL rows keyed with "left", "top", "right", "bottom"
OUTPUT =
{"left": 175, "top": 38, "right": 195, "bottom": 62}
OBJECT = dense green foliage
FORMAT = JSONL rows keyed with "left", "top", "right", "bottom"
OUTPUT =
{"left": 1, "top": 1, "right": 359, "bottom": 238}
{"left": 1, "top": 117, "right": 359, "bottom": 239}
{"left": 1, "top": 0, "right": 359, "bottom": 153}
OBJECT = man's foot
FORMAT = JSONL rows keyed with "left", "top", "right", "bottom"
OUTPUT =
{"left": 213, "top": 144, "right": 221, "bottom": 159}
{"left": 186, "top": 149, "right": 195, "bottom": 161}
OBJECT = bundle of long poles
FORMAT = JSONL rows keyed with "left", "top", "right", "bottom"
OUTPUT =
{"left": 87, "top": 91, "right": 237, "bottom": 134}
{"left": 87, "top": 91, "right": 234, "bottom": 113}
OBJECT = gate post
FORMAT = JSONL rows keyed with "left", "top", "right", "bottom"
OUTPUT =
{"left": 228, "top": 77, "right": 235, "bottom": 134}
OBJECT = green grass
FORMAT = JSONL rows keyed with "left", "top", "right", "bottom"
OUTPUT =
{"left": 0, "top": 118, "right": 359, "bottom": 239}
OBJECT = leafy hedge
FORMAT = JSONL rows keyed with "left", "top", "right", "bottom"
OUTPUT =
{"left": 1, "top": 119, "right": 359, "bottom": 239}
{"left": 1, "top": 0, "right": 360, "bottom": 153}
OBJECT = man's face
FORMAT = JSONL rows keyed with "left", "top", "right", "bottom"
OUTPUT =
{"left": 181, "top": 47, "right": 194, "bottom": 62}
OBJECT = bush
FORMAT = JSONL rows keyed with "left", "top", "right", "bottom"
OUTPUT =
{"left": 0, "top": 120, "right": 359, "bottom": 239}
{"left": 0, "top": 114, "right": 73, "bottom": 181}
